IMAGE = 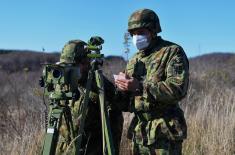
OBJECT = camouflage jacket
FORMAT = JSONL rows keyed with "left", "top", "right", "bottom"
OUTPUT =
{"left": 125, "top": 36, "right": 189, "bottom": 145}
{"left": 74, "top": 75, "right": 123, "bottom": 154}
{"left": 57, "top": 75, "right": 123, "bottom": 155}
{"left": 72, "top": 75, "right": 123, "bottom": 132}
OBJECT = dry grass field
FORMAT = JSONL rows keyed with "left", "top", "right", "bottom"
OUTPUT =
{"left": 0, "top": 51, "right": 235, "bottom": 155}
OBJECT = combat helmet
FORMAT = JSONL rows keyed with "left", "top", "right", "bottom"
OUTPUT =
{"left": 60, "top": 40, "right": 87, "bottom": 63}
{"left": 128, "top": 9, "right": 162, "bottom": 34}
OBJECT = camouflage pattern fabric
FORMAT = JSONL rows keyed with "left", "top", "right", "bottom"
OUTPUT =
{"left": 60, "top": 40, "right": 88, "bottom": 63}
{"left": 125, "top": 36, "right": 189, "bottom": 155}
{"left": 128, "top": 8, "right": 162, "bottom": 34}
{"left": 132, "top": 139, "right": 182, "bottom": 155}
{"left": 55, "top": 75, "right": 123, "bottom": 155}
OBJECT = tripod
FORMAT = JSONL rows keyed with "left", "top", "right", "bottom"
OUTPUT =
{"left": 42, "top": 56, "right": 115, "bottom": 155}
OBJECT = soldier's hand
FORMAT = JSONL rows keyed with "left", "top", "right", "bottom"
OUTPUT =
{"left": 39, "top": 76, "right": 45, "bottom": 87}
{"left": 115, "top": 72, "right": 140, "bottom": 92}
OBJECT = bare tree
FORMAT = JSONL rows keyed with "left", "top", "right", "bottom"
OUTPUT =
{"left": 123, "top": 32, "right": 131, "bottom": 61}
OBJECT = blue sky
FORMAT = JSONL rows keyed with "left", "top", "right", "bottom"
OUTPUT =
{"left": 0, "top": 0, "right": 235, "bottom": 58}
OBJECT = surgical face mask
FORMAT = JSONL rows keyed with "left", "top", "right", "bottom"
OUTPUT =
{"left": 132, "top": 34, "right": 150, "bottom": 50}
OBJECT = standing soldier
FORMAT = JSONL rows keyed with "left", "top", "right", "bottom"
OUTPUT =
{"left": 115, "top": 9, "right": 189, "bottom": 155}
{"left": 56, "top": 39, "right": 123, "bottom": 155}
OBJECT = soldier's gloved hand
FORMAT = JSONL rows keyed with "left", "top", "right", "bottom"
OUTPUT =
{"left": 39, "top": 76, "right": 45, "bottom": 87}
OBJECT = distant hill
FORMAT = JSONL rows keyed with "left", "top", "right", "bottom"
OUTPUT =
{"left": 190, "top": 52, "right": 235, "bottom": 72}
{"left": 1, "top": 49, "right": 234, "bottom": 73}
{"left": 189, "top": 52, "right": 235, "bottom": 89}
{"left": 0, "top": 49, "right": 60, "bottom": 72}
{"left": 0, "top": 49, "right": 126, "bottom": 75}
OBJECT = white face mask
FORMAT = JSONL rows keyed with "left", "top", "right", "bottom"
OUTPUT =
{"left": 132, "top": 34, "right": 150, "bottom": 50}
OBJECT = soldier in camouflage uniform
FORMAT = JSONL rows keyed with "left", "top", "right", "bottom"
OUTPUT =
{"left": 115, "top": 9, "right": 189, "bottom": 155}
{"left": 56, "top": 40, "right": 123, "bottom": 155}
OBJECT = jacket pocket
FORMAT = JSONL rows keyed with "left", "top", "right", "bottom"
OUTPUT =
{"left": 133, "top": 117, "right": 186, "bottom": 146}
{"left": 162, "top": 117, "right": 187, "bottom": 141}
{"left": 133, "top": 118, "right": 164, "bottom": 145}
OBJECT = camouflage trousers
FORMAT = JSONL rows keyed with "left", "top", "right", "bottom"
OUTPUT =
{"left": 132, "top": 139, "right": 182, "bottom": 155}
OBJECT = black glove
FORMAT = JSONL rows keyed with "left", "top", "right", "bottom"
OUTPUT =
{"left": 39, "top": 76, "right": 45, "bottom": 87}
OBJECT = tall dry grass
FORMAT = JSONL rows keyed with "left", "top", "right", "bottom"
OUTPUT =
{"left": 182, "top": 83, "right": 235, "bottom": 155}
{"left": 0, "top": 71, "right": 45, "bottom": 155}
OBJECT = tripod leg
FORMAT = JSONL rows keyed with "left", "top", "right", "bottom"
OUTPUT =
{"left": 95, "top": 70, "right": 115, "bottom": 155}
{"left": 76, "top": 70, "right": 93, "bottom": 155}
{"left": 42, "top": 106, "right": 63, "bottom": 155}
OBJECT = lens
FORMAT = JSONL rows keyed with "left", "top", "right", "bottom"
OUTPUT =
{"left": 52, "top": 69, "right": 61, "bottom": 78}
